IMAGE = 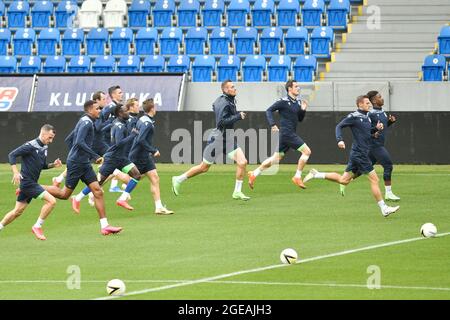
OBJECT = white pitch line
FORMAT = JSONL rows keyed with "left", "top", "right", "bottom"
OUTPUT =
{"left": 94, "top": 232, "right": 450, "bottom": 300}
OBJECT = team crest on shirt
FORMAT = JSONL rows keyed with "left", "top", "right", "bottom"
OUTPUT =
{"left": 45, "top": 150, "right": 48, "bottom": 157}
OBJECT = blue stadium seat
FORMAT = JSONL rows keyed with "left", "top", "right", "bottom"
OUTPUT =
{"left": 86, "top": 28, "right": 108, "bottom": 55}
{"left": 7, "top": 1, "right": 30, "bottom": 28}
{"left": 18, "top": 55, "right": 41, "bottom": 74}
{"left": 327, "top": 0, "right": 350, "bottom": 30}
{"left": 302, "top": 0, "right": 325, "bottom": 28}
{"left": 277, "top": 0, "right": 300, "bottom": 27}
{"left": 62, "top": 28, "right": 84, "bottom": 55}
{"left": 55, "top": 1, "right": 78, "bottom": 28}
{"left": 285, "top": 26, "right": 308, "bottom": 55}
{"left": 128, "top": 0, "right": 151, "bottom": 28}
{"left": 110, "top": 27, "right": 133, "bottom": 55}
{"left": 153, "top": 0, "right": 175, "bottom": 27}
{"left": 268, "top": 55, "right": 291, "bottom": 81}
{"left": 43, "top": 55, "right": 66, "bottom": 73}
{"left": 37, "top": 28, "right": 60, "bottom": 55}
{"left": 242, "top": 55, "right": 266, "bottom": 81}
{"left": 235, "top": 27, "right": 257, "bottom": 55}
{"left": 251, "top": 0, "right": 274, "bottom": 27}
{"left": 260, "top": 27, "right": 282, "bottom": 55}
{"left": 209, "top": 27, "right": 232, "bottom": 55}
{"left": 227, "top": 0, "right": 250, "bottom": 27}
{"left": 142, "top": 55, "right": 165, "bottom": 72}
{"left": 92, "top": 55, "right": 115, "bottom": 72}
{"left": 117, "top": 55, "right": 141, "bottom": 73}
{"left": 217, "top": 55, "right": 240, "bottom": 81}
{"left": 0, "top": 2, "right": 4, "bottom": 17}
{"left": 438, "top": 26, "right": 450, "bottom": 56}
{"left": 0, "top": 56, "right": 17, "bottom": 73}
{"left": 31, "top": 1, "right": 54, "bottom": 28}
{"left": 160, "top": 27, "right": 182, "bottom": 54}
{"left": 310, "top": 26, "right": 333, "bottom": 58}
{"left": 293, "top": 55, "right": 316, "bottom": 82}
{"left": 68, "top": 55, "right": 90, "bottom": 73}
{"left": 135, "top": 27, "right": 158, "bottom": 55}
{"left": 185, "top": 27, "right": 207, "bottom": 55}
{"left": 13, "top": 28, "right": 36, "bottom": 55}
{"left": 202, "top": 0, "right": 224, "bottom": 27}
{"left": 0, "top": 28, "right": 11, "bottom": 55}
{"left": 192, "top": 55, "right": 216, "bottom": 81}
{"left": 178, "top": 0, "right": 200, "bottom": 27}
{"left": 167, "top": 55, "right": 190, "bottom": 73}
{"left": 422, "top": 54, "right": 446, "bottom": 81}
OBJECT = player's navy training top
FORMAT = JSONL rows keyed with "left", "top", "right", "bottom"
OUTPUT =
{"left": 93, "top": 114, "right": 113, "bottom": 150}
{"left": 369, "top": 107, "right": 393, "bottom": 148}
{"left": 129, "top": 115, "right": 158, "bottom": 161}
{"left": 212, "top": 94, "right": 242, "bottom": 133}
{"left": 100, "top": 100, "right": 119, "bottom": 145}
{"left": 8, "top": 138, "right": 49, "bottom": 184}
{"left": 67, "top": 114, "right": 99, "bottom": 164}
{"left": 104, "top": 118, "right": 138, "bottom": 160}
{"left": 266, "top": 95, "right": 306, "bottom": 135}
{"left": 125, "top": 113, "right": 139, "bottom": 155}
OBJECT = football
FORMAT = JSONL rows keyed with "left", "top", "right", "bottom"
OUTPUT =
{"left": 106, "top": 279, "right": 126, "bottom": 296}
{"left": 280, "top": 248, "right": 298, "bottom": 265}
{"left": 420, "top": 223, "right": 437, "bottom": 238}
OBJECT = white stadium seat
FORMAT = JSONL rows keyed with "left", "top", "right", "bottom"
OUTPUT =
{"left": 103, "top": 0, "right": 128, "bottom": 29}
{"left": 78, "top": 0, "right": 103, "bottom": 29}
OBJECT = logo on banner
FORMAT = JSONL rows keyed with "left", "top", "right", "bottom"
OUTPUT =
{"left": 0, "top": 87, "right": 19, "bottom": 111}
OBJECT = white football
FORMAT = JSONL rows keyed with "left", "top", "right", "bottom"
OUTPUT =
{"left": 280, "top": 248, "right": 298, "bottom": 265}
{"left": 420, "top": 223, "right": 437, "bottom": 238}
{"left": 106, "top": 279, "right": 126, "bottom": 296}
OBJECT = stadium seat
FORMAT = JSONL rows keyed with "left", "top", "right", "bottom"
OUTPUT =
{"left": 62, "top": 28, "right": 84, "bottom": 55}
{"left": 68, "top": 55, "right": 90, "bottom": 73}
{"left": 192, "top": 55, "right": 216, "bottom": 81}
{"left": 293, "top": 54, "right": 316, "bottom": 82}
{"left": 31, "top": 1, "right": 54, "bottom": 28}
{"left": 78, "top": 0, "right": 103, "bottom": 29}
{"left": 13, "top": 28, "right": 36, "bottom": 56}
{"left": 260, "top": 27, "right": 283, "bottom": 55}
{"left": 438, "top": 26, "right": 450, "bottom": 55}
{"left": 86, "top": 28, "right": 108, "bottom": 55}
{"left": 276, "top": 0, "right": 300, "bottom": 27}
{"left": 285, "top": 26, "right": 308, "bottom": 55}
{"left": 103, "top": 0, "right": 127, "bottom": 29}
{"left": 327, "top": 0, "right": 350, "bottom": 30}
{"left": 55, "top": 1, "right": 78, "bottom": 28}
{"left": 185, "top": 27, "right": 207, "bottom": 55}
{"left": 217, "top": 55, "right": 240, "bottom": 81}
{"left": 209, "top": 27, "right": 232, "bottom": 55}
{"left": 0, "top": 29, "right": 11, "bottom": 56}
{"left": 202, "top": 0, "right": 224, "bottom": 27}
{"left": 422, "top": 54, "right": 446, "bottom": 81}
{"left": 117, "top": 55, "right": 140, "bottom": 72}
{"left": 0, "top": 56, "right": 17, "bottom": 73}
{"left": 235, "top": 27, "right": 257, "bottom": 55}
{"left": 135, "top": 27, "right": 158, "bottom": 55}
{"left": 153, "top": 0, "right": 175, "bottom": 27}
{"left": 0, "top": 2, "right": 4, "bottom": 18}
{"left": 37, "top": 28, "right": 60, "bottom": 55}
{"left": 160, "top": 27, "right": 182, "bottom": 55}
{"left": 18, "top": 55, "right": 41, "bottom": 74}
{"left": 242, "top": 55, "right": 266, "bottom": 81}
{"left": 43, "top": 55, "right": 66, "bottom": 73}
{"left": 301, "top": 0, "right": 325, "bottom": 28}
{"left": 310, "top": 26, "right": 333, "bottom": 58}
{"left": 128, "top": 0, "right": 151, "bottom": 28}
{"left": 92, "top": 55, "right": 115, "bottom": 72}
{"left": 268, "top": 55, "right": 291, "bottom": 81}
{"left": 251, "top": 0, "right": 274, "bottom": 27}
{"left": 142, "top": 55, "right": 165, "bottom": 72}
{"left": 177, "top": 0, "right": 200, "bottom": 27}
{"left": 110, "top": 27, "right": 133, "bottom": 55}
{"left": 167, "top": 54, "right": 190, "bottom": 73}
{"left": 7, "top": 1, "right": 30, "bottom": 28}
{"left": 227, "top": 0, "right": 250, "bottom": 27}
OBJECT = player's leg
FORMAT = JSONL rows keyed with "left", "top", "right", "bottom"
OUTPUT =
{"left": 304, "top": 168, "right": 353, "bottom": 185}
{"left": 72, "top": 172, "right": 109, "bottom": 213}
{"left": 367, "top": 170, "right": 399, "bottom": 217}
{"left": 147, "top": 169, "right": 174, "bottom": 215}
{"left": 0, "top": 201, "right": 28, "bottom": 231}
{"left": 292, "top": 143, "right": 311, "bottom": 189}
{"left": 52, "top": 168, "right": 67, "bottom": 187}
{"left": 116, "top": 164, "right": 141, "bottom": 210}
{"left": 377, "top": 147, "right": 400, "bottom": 201}
{"left": 248, "top": 152, "right": 283, "bottom": 190}
{"left": 230, "top": 147, "right": 250, "bottom": 200}
{"left": 172, "top": 156, "right": 213, "bottom": 196}
{"left": 31, "top": 191, "right": 57, "bottom": 240}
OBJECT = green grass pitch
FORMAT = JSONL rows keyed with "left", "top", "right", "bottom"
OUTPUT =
{"left": 0, "top": 164, "right": 449, "bottom": 300}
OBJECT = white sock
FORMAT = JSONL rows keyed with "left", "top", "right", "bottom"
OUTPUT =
{"left": 176, "top": 174, "right": 188, "bottom": 183}
{"left": 253, "top": 168, "right": 262, "bottom": 177}
{"left": 385, "top": 186, "right": 392, "bottom": 193}
{"left": 155, "top": 200, "right": 163, "bottom": 209}
{"left": 34, "top": 218, "right": 45, "bottom": 228}
{"left": 110, "top": 179, "right": 118, "bottom": 188}
{"left": 55, "top": 174, "right": 65, "bottom": 183}
{"left": 0, "top": 223, "right": 4, "bottom": 231}
{"left": 121, "top": 184, "right": 127, "bottom": 190}
{"left": 100, "top": 218, "right": 109, "bottom": 229}
{"left": 315, "top": 172, "right": 326, "bottom": 179}
{"left": 234, "top": 180, "right": 243, "bottom": 193}
{"left": 118, "top": 192, "right": 130, "bottom": 201}
{"left": 377, "top": 200, "right": 386, "bottom": 209}
{"left": 295, "top": 170, "right": 302, "bottom": 178}
{"left": 75, "top": 191, "right": 86, "bottom": 202}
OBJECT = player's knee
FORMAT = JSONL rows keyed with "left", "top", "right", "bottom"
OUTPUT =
{"left": 237, "top": 158, "right": 248, "bottom": 167}
{"left": 152, "top": 174, "right": 160, "bottom": 184}
{"left": 200, "top": 164, "right": 210, "bottom": 173}
{"left": 14, "top": 208, "right": 25, "bottom": 217}
{"left": 47, "top": 197, "right": 57, "bottom": 208}
{"left": 302, "top": 146, "right": 311, "bottom": 156}
{"left": 92, "top": 187, "right": 103, "bottom": 198}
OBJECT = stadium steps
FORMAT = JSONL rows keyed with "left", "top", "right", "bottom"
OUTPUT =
{"left": 366, "top": 0, "right": 450, "bottom": 5}
{"left": 333, "top": 51, "right": 430, "bottom": 62}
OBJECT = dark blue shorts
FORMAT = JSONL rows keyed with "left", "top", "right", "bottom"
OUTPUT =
{"left": 99, "top": 158, "right": 133, "bottom": 177}
{"left": 278, "top": 133, "right": 305, "bottom": 154}
{"left": 132, "top": 156, "right": 156, "bottom": 174}
{"left": 345, "top": 151, "right": 374, "bottom": 175}
{"left": 17, "top": 181, "right": 45, "bottom": 204}
{"left": 65, "top": 161, "right": 98, "bottom": 190}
